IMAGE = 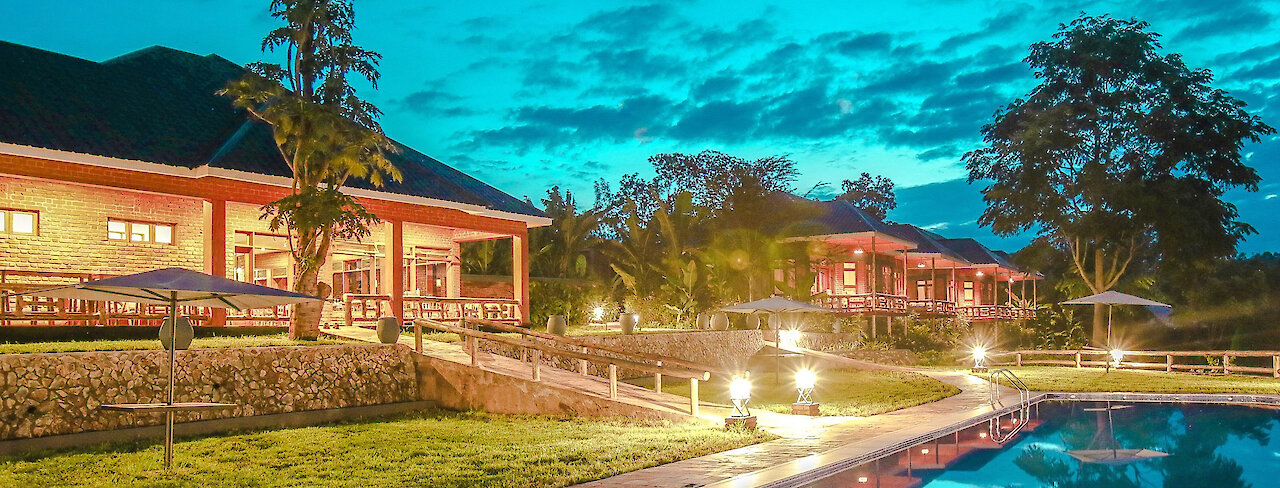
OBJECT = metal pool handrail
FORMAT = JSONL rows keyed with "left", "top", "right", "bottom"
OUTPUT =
{"left": 988, "top": 369, "right": 1031, "bottom": 444}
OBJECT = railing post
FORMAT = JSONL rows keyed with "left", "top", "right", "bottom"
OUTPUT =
{"left": 466, "top": 336, "right": 478, "bottom": 367}
{"left": 343, "top": 294, "right": 353, "bottom": 327}
{"left": 608, "top": 364, "right": 618, "bottom": 399}
{"left": 1015, "top": 352, "right": 1022, "bottom": 367}
{"left": 578, "top": 346, "right": 589, "bottom": 375}
{"left": 1166, "top": 354, "right": 1173, "bottom": 372}
{"left": 654, "top": 361, "right": 663, "bottom": 393}
{"left": 690, "top": 378, "right": 699, "bottom": 416}
{"left": 1273, "top": 355, "right": 1279, "bottom": 379}
{"left": 1075, "top": 352, "right": 1081, "bottom": 368}
{"left": 531, "top": 349, "right": 541, "bottom": 382}
{"left": 1223, "top": 354, "right": 1231, "bottom": 376}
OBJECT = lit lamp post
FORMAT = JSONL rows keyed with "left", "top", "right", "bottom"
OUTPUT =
{"left": 725, "top": 376, "right": 757, "bottom": 430}
{"left": 971, "top": 346, "right": 988, "bottom": 373}
{"left": 1108, "top": 348, "right": 1124, "bottom": 372}
{"left": 792, "top": 369, "right": 819, "bottom": 416}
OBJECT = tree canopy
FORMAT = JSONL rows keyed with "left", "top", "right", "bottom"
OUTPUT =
{"left": 965, "top": 14, "right": 1273, "bottom": 342}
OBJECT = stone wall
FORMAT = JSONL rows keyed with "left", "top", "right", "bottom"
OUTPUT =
{"left": 477, "top": 330, "right": 766, "bottom": 378}
{"left": 0, "top": 344, "right": 417, "bottom": 440}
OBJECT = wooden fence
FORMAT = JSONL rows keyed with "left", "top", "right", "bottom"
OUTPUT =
{"left": 989, "top": 349, "right": 1280, "bottom": 378}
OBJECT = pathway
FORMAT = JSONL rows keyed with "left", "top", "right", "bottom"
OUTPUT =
{"left": 578, "top": 349, "right": 1032, "bottom": 488}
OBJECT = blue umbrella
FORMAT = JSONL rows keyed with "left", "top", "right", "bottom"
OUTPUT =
{"left": 19, "top": 267, "right": 320, "bottom": 468}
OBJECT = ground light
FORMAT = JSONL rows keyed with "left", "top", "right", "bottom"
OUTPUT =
{"left": 1108, "top": 348, "right": 1125, "bottom": 372}
{"left": 778, "top": 328, "right": 802, "bottom": 350}
{"left": 592, "top": 307, "right": 604, "bottom": 322}
{"left": 971, "top": 345, "right": 988, "bottom": 373}
{"left": 792, "top": 369, "right": 819, "bottom": 416}
{"left": 725, "top": 376, "right": 756, "bottom": 430}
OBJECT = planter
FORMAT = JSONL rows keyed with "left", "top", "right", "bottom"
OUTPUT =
{"left": 547, "top": 315, "right": 568, "bottom": 336}
{"left": 376, "top": 316, "right": 401, "bottom": 344}
{"left": 619, "top": 313, "right": 639, "bottom": 335}
{"left": 746, "top": 313, "right": 761, "bottom": 330}
{"left": 710, "top": 312, "right": 729, "bottom": 331}
{"left": 696, "top": 313, "right": 710, "bottom": 330}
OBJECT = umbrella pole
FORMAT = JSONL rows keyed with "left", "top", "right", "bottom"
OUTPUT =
{"left": 165, "top": 293, "right": 177, "bottom": 470}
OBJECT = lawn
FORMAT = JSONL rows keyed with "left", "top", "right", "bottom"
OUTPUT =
{"left": 632, "top": 368, "right": 960, "bottom": 417}
{"left": 0, "top": 409, "right": 774, "bottom": 488}
{"left": 978, "top": 366, "right": 1280, "bottom": 394}
{"left": 0, "top": 334, "right": 356, "bottom": 355}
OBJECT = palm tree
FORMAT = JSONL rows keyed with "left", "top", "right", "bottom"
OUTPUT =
{"left": 221, "top": 0, "right": 400, "bottom": 339}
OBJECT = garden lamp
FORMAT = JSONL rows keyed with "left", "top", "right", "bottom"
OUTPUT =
{"left": 729, "top": 376, "right": 752, "bottom": 417}
{"left": 972, "top": 346, "right": 987, "bottom": 372}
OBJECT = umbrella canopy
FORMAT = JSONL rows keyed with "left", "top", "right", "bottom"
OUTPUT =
{"left": 721, "top": 296, "right": 833, "bottom": 314}
{"left": 1066, "top": 448, "right": 1169, "bottom": 465}
{"left": 18, "top": 267, "right": 320, "bottom": 310}
{"left": 1062, "top": 291, "right": 1170, "bottom": 308}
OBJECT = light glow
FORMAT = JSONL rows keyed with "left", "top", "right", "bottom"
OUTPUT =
{"left": 1110, "top": 349, "right": 1125, "bottom": 364}
{"left": 592, "top": 307, "right": 604, "bottom": 321}
{"left": 976, "top": 271, "right": 985, "bottom": 277}
{"left": 857, "top": 476, "right": 869, "bottom": 483}
{"left": 853, "top": 249, "right": 864, "bottom": 255}
{"left": 779, "top": 329, "right": 802, "bottom": 350}
{"left": 972, "top": 345, "right": 987, "bottom": 369}
{"left": 730, "top": 377, "right": 752, "bottom": 402}
{"left": 916, "top": 263, "right": 926, "bottom": 268}
{"left": 795, "top": 369, "right": 816, "bottom": 390}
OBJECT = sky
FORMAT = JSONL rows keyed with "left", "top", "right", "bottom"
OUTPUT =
{"left": 4, "top": 0, "right": 1280, "bottom": 253}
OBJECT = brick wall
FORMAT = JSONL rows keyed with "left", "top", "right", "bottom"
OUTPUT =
{"left": 0, "top": 176, "right": 204, "bottom": 276}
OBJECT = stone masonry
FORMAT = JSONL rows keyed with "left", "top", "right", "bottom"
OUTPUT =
{"left": 0, "top": 344, "right": 417, "bottom": 440}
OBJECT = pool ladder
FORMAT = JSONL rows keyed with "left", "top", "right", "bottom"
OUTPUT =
{"left": 987, "top": 369, "right": 1031, "bottom": 444}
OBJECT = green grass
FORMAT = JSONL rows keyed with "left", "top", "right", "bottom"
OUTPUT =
{"left": 632, "top": 369, "right": 960, "bottom": 417}
{"left": 976, "top": 366, "right": 1280, "bottom": 394}
{"left": 0, "top": 334, "right": 356, "bottom": 355}
{"left": 0, "top": 409, "right": 774, "bottom": 488}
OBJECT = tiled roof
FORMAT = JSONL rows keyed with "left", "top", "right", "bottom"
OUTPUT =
{"left": 937, "top": 237, "right": 1020, "bottom": 271}
{"left": 886, "top": 224, "right": 971, "bottom": 264}
{"left": 776, "top": 194, "right": 899, "bottom": 237}
{"left": 0, "top": 41, "right": 545, "bottom": 219}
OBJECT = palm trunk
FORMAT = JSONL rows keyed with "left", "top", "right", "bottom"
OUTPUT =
{"left": 1092, "top": 248, "right": 1107, "bottom": 344}
{"left": 291, "top": 266, "right": 323, "bottom": 340}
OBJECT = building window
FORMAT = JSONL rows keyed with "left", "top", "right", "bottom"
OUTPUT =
{"left": 916, "top": 280, "right": 931, "bottom": 300}
{"left": 842, "top": 262, "right": 858, "bottom": 293}
{"left": 0, "top": 209, "right": 38, "bottom": 235}
{"left": 963, "top": 281, "right": 975, "bottom": 306}
{"left": 108, "top": 219, "right": 174, "bottom": 244}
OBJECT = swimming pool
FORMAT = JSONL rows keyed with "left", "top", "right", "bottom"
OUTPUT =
{"left": 801, "top": 401, "right": 1280, "bottom": 487}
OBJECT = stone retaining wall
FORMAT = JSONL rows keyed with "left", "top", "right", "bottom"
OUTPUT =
{"left": 0, "top": 344, "right": 417, "bottom": 440}
{"left": 477, "top": 330, "right": 766, "bottom": 378}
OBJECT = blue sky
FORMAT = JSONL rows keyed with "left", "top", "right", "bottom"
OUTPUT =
{"left": 5, "top": 0, "right": 1280, "bottom": 252}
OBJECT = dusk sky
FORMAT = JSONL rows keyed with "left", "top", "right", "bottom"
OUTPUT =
{"left": 5, "top": 1, "right": 1280, "bottom": 252}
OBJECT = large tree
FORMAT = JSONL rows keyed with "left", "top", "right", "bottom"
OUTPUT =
{"left": 221, "top": 0, "right": 400, "bottom": 339}
{"left": 837, "top": 172, "right": 896, "bottom": 220}
{"left": 965, "top": 15, "right": 1273, "bottom": 343}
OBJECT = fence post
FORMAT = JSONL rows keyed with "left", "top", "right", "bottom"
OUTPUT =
{"left": 690, "top": 378, "right": 700, "bottom": 416}
{"left": 1016, "top": 353, "right": 1022, "bottom": 367}
{"left": 531, "top": 349, "right": 541, "bottom": 382}
{"left": 466, "top": 336, "right": 478, "bottom": 367}
{"left": 1166, "top": 355, "right": 1173, "bottom": 372}
{"left": 654, "top": 361, "right": 663, "bottom": 393}
{"left": 578, "top": 346, "right": 589, "bottom": 375}
{"left": 1075, "top": 352, "right": 1081, "bottom": 368}
{"left": 1273, "top": 355, "right": 1279, "bottom": 379}
{"left": 343, "top": 294, "right": 353, "bottom": 327}
{"left": 1223, "top": 354, "right": 1231, "bottom": 376}
{"left": 608, "top": 364, "right": 618, "bottom": 399}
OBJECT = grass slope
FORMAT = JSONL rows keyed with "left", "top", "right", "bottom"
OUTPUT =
{"left": 0, "top": 409, "right": 774, "bottom": 488}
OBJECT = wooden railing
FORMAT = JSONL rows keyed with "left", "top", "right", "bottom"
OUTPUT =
{"left": 908, "top": 299, "right": 955, "bottom": 316}
{"left": 958, "top": 305, "right": 1035, "bottom": 321}
{"left": 416, "top": 318, "right": 713, "bottom": 415}
{"left": 816, "top": 293, "right": 909, "bottom": 315}
{"left": 990, "top": 349, "right": 1280, "bottom": 378}
{"left": 342, "top": 294, "right": 520, "bottom": 326}
{"left": 1, "top": 270, "right": 292, "bottom": 326}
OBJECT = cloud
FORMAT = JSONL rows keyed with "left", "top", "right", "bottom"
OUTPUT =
{"left": 669, "top": 99, "right": 766, "bottom": 142}
{"left": 1175, "top": 4, "right": 1274, "bottom": 40}
{"left": 398, "top": 89, "right": 472, "bottom": 116}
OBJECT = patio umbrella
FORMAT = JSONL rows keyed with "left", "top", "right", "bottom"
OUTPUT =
{"left": 722, "top": 296, "right": 834, "bottom": 381}
{"left": 1061, "top": 291, "right": 1171, "bottom": 349}
{"left": 1067, "top": 402, "right": 1168, "bottom": 465}
{"left": 18, "top": 267, "right": 320, "bottom": 469}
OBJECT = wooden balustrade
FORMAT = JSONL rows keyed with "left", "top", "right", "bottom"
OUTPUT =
{"left": 907, "top": 299, "right": 956, "bottom": 315}
{"left": 416, "top": 319, "right": 710, "bottom": 415}
{"left": 343, "top": 294, "right": 520, "bottom": 326}
{"left": 957, "top": 305, "right": 1035, "bottom": 321}
{"left": 816, "top": 293, "right": 909, "bottom": 314}
{"left": 990, "top": 349, "right": 1280, "bottom": 378}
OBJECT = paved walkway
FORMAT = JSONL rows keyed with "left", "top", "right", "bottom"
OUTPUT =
{"left": 579, "top": 350, "right": 1030, "bottom": 488}
{"left": 329, "top": 327, "right": 1027, "bottom": 488}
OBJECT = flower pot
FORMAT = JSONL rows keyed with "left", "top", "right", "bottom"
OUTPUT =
{"left": 619, "top": 313, "right": 639, "bottom": 335}
{"left": 547, "top": 315, "right": 568, "bottom": 336}
{"left": 746, "top": 313, "right": 761, "bottom": 330}
{"left": 710, "top": 312, "right": 729, "bottom": 331}
{"left": 376, "top": 316, "right": 401, "bottom": 344}
{"left": 696, "top": 313, "right": 710, "bottom": 330}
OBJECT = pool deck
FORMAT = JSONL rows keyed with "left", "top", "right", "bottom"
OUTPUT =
{"left": 578, "top": 363, "right": 1035, "bottom": 488}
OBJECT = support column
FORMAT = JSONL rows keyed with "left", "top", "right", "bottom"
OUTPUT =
{"left": 381, "top": 220, "right": 404, "bottom": 325}
{"left": 203, "top": 199, "right": 227, "bottom": 327}
{"left": 512, "top": 232, "right": 530, "bottom": 324}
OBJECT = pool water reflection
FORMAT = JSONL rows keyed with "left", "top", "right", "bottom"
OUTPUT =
{"left": 803, "top": 401, "right": 1280, "bottom": 487}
